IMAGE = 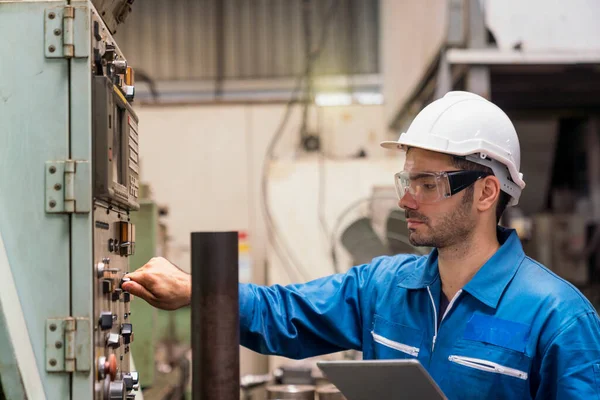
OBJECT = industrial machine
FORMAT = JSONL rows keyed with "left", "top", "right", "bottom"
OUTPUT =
{"left": 0, "top": 0, "right": 142, "bottom": 398}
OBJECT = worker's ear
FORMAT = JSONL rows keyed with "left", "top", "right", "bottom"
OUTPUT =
{"left": 476, "top": 176, "right": 500, "bottom": 213}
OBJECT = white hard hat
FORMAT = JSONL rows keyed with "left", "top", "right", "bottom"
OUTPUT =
{"left": 381, "top": 91, "right": 525, "bottom": 206}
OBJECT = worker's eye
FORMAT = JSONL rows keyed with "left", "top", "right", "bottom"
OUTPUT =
{"left": 422, "top": 184, "right": 437, "bottom": 191}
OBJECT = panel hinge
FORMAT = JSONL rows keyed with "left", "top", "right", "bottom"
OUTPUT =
{"left": 46, "top": 160, "right": 91, "bottom": 214}
{"left": 46, "top": 317, "right": 91, "bottom": 372}
{"left": 45, "top": 5, "right": 89, "bottom": 59}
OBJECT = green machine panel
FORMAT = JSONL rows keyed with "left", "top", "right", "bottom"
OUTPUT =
{"left": 129, "top": 193, "right": 192, "bottom": 397}
{"left": 0, "top": 1, "right": 144, "bottom": 398}
{"left": 129, "top": 200, "right": 159, "bottom": 387}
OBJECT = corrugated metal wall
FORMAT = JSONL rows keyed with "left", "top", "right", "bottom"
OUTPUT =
{"left": 115, "top": 0, "right": 379, "bottom": 81}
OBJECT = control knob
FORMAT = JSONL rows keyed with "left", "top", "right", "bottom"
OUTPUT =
{"left": 108, "top": 380, "right": 126, "bottom": 399}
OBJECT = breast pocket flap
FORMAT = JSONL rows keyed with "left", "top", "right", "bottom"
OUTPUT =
{"left": 372, "top": 315, "right": 424, "bottom": 358}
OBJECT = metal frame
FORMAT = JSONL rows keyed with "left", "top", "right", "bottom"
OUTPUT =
{"left": 70, "top": 1, "right": 95, "bottom": 398}
{"left": 387, "top": 0, "right": 600, "bottom": 131}
{"left": 132, "top": 73, "right": 383, "bottom": 104}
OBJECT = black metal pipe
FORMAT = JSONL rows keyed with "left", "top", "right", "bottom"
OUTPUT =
{"left": 191, "top": 232, "right": 239, "bottom": 400}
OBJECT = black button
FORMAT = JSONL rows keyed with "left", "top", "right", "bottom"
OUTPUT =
{"left": 123, "top": 291, "right": 131, "bottom": 303}
{"left": 102, "top": 279, "right": 113, "bottom": 294}
{"left": 123, "top": 374, "right": 134, "bottom": 391}
{"left": 121, "top": 323, "right": 133, "bottom": 344}
{"left": 120, "top": 277, "right": 131, "bottom": 289}
{"left": 112, "top": 288, "right": 122, "bottom": 302}
{"left": 99, "top": 312, "right": 113, "bottom": 330}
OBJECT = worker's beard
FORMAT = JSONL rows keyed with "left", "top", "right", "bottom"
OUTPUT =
{"left": 406, "top": 190, "right": 476, "bottom": 249}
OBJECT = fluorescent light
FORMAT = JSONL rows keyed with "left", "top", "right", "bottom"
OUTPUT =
{"left": 315, "top": 93, "right": 353, "bottom": 107}
{"left": 315, "top": 92, "right": 384, "bottom": 106}
{"left": 354, "top": 92, "right": 384, "bottom": 105}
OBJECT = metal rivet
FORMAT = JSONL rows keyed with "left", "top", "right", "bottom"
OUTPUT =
{"left": 49, "top": 45, "right": 56, "bottom": 53}
{"left": 54, "top": 28, "right": 62, "bottom": 36}
{"left": 49, "top": 200, "right": 56, "bottom": 208}
{"left": 48, "top": 12, "right": 55, "bottom": 19}
{"left": 49, "top": 359, "right": 57, "bottom": 367}
{"left": 49, "top": 323, "right": 57, "bottom": 331}
{"left": 55, "top": 341, "right": 62, "bottom": 349}
{"left": 49, "top": 166, "right": 56, "bottom": 174}
{"left": 54, "top": 183, "right": 62, "bottom": 191}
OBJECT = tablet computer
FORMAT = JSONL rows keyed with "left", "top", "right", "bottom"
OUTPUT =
{"left": 316, "top": 359, "right": 447, "bottom": 400}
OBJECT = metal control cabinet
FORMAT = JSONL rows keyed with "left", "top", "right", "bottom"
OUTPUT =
{"left": 0, "top": 1, "right": 142, "bottom": 398}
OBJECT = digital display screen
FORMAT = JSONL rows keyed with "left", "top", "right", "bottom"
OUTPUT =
{"left": 112, "top": 105, "right": 125, "bottom": 185}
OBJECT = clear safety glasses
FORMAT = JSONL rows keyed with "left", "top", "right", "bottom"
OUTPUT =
{"left": 394, "top": 170, "right": 493, "bottom": 204}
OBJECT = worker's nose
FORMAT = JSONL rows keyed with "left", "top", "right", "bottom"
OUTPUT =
{"left": 399, "top": 190, "right": 417, "bottom": 210}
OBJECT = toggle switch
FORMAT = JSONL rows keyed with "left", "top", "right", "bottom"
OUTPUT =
{"left": 117, "top": 222, "right": 135, "bottom": 256}
{"left": 130, "top": 371, "right": 139, "bottom": 385}
{"left": 123, "top": 291, "right": 131, "bottom": 303}
{"left": 108, "top": 380, "right": 126, "bottom": 399}
{"left": 106, "top": 332, "right": 120, "bottom": 349}
{"left": 112, "top": 288, "right": 122, "bottom": 302}
{"left": 102, "top": 279, "right": 113, "bottom": 294}
{"left": 123, "top": 376, "right": 133, "bottom": 391}
{"left": 96, "top": 261, "right": 107, "bottom": 278}
{"left": 97, "top": 356, "right": 107, "bottom": 380}
{"left": 123, "top": 371, "right": 139, "bottom": 391}
{"left": 121, "top": 323, "right": 133, "bottom": 344}
{"left": 99, "top": 312, "right": 113, "bottom": 330}
{"left": 97, "top": 258, "right": 119, "bottom": 277}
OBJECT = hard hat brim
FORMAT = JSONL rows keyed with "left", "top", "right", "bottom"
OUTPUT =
{"left": 380, "top": 140, "right": 405, "bottom": 150}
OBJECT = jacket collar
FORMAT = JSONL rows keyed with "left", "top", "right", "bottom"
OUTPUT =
{"left": 397, "top": 227, "right": 525, "bottom": 309}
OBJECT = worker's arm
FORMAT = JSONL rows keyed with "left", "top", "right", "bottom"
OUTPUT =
{"left": 123, "top": 257, "right": 377, "bottom": 359}
{"left": 239, "top": 264, "right": 372, "bottom": 359}
{"left": 123, "top": 257, "right": 383, "bottom": 359}
{"left": 535, "top": 311, "right": 600, "bottom": 398}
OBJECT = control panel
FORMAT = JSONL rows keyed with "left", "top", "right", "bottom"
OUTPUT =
{"left": 93, "top": 205, "right": 137, "bottom": 399}
{"left": 92, "top": 7, "right": 140, "bottom": 212}
{"left": 91, "top": 6, "right": 140, "bottom": 399}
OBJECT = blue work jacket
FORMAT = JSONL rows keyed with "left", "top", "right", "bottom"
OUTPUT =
{"left": 239, "top": 228, "right": 600, "bottom": 399}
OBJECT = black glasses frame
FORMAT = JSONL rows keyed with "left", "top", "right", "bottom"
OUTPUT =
{"left": 446, "top": 170, "right": 493, "bottom": 196}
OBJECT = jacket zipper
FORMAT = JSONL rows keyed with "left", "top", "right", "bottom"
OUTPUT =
{"left": 441, "top": 289, "right": 463, "bottom": 321}
{"left": 426, "top": 287, "right": 438, "bottom": 352}
{"left": 427, "top": 287, "right": 463, "bottom": 352}
{"left": 448, "top": 355, "right": 528, "bottom": 380}
{"left": 371, "top": 332, "right": 420, "bottom": 357}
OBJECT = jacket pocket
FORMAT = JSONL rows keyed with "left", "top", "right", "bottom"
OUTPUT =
{"left": 448, "top": 355, "right": 528, "bottom": 380}
{"left": 371, "top": 315, "right": 423, "bottom": 359}
{"left": 445, "top": 339, "right": 531, "bottom": 399}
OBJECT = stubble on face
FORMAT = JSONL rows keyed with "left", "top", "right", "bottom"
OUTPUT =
{"left": 406, "top": 190, "right": 476, "bottom": 249}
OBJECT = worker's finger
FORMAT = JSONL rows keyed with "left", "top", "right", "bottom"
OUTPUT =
{"left": 124, "top": 269, "right": 154, "bottom": 288}
{"left": 123, "top": 280, "right": 156, "bottom": 303}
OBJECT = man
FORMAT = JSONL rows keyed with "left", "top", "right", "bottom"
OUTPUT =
{"left": 123, "top": 92, "right": 600, "bottom": 399}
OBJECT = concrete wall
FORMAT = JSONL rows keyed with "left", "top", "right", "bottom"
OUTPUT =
{"left": 380, "top": 0, "right": 448, "bottom": 130}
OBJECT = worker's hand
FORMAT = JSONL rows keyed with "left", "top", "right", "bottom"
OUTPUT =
{"left": 122, "top": 257, "right": 191, "bottom": 310}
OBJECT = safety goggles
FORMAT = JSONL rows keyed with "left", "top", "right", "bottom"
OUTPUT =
{"left": 394, "top": 170, "right": 493, "bottom": 204}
